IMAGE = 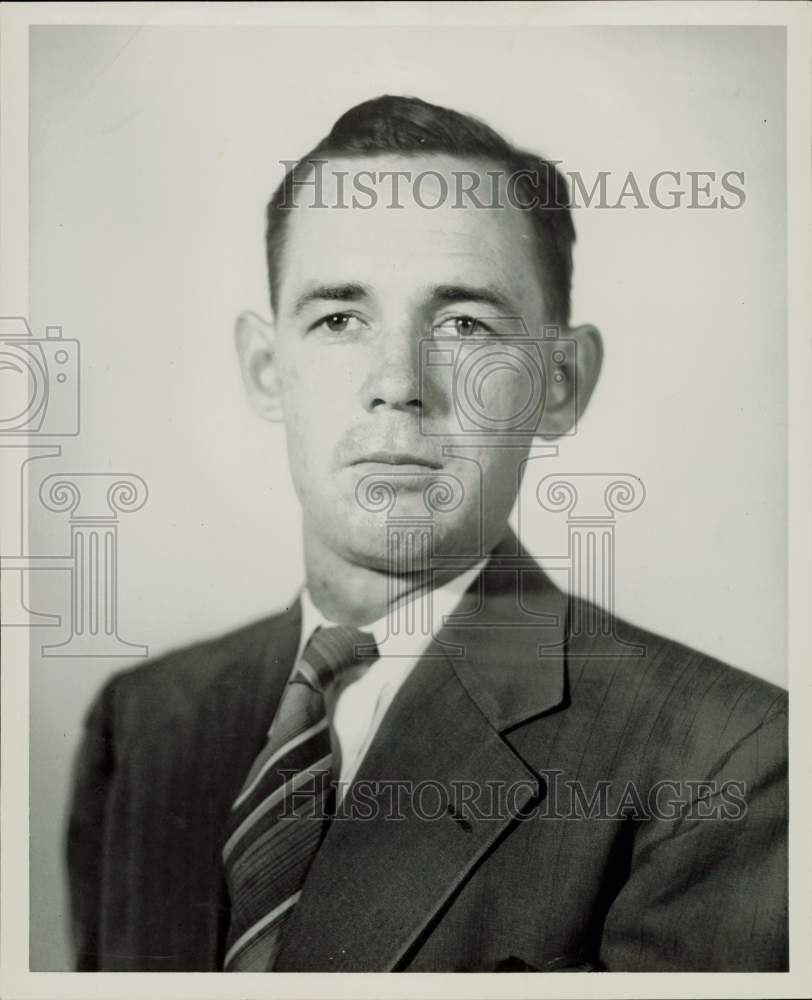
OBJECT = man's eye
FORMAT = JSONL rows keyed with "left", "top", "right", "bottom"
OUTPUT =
{"left": 433, "top": 316, "right": 493, "bottom": 338}
{"left": 313, "top": 313, "right": 363, "bottom": 334}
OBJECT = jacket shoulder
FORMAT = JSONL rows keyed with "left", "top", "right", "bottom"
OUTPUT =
{"left": 90, "top": 603, "right": 300, "bottom": 742}
{"left": 567, "top": 598, "right": 786, "bottom": 766}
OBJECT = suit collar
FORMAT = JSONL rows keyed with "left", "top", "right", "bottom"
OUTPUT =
{"left": 280, "top": 530, "right": 568, "bottom": 737}
{"left": 441, "top": 531, "right": 568, "bottom": 732}
{"left": 293, "top": 529, "right": 568, "bottom": 734}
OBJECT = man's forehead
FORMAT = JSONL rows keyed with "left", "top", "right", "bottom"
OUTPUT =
{"left": 294, "top": 153, "right": 527, "bottom": 214}
{"left": 278, "top": 153, "right": 541, "bottom": 310}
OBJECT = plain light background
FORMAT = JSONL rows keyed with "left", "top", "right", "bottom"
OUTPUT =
{"left": 27, "top": 24, "right": 786, "bottom": 969}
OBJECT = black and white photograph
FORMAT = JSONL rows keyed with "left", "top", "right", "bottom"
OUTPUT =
{"left": 1, "top": 3, "right": 810, "bottom": 998}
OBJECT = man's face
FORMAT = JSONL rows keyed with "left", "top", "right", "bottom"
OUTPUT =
{"left": 251, "top": 154, "right": 571, "bottom": 572}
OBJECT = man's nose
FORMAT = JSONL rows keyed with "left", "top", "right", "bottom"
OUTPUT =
{"left": 360, "top": 328, "right": 422, "bottom": 413}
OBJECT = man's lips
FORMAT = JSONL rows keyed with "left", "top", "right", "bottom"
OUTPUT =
{"left": 350, "top": 451, "right": 443, "bottom": 470}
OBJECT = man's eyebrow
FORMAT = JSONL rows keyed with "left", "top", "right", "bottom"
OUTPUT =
{"left": 291, "top": 282, "right": 370, "bottom": 315}
{"left": 430, "top": 284, "right": 514, "bottom": 311}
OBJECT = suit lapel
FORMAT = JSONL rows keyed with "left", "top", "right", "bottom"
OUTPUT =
{"left": 202, "top": 601, "right": 303, "bottom": 811}
{"left": 193, "top": 603, "right": 301, "bottom": 960}
{"left": 274, "top": 546, "right": 570, "bottom": 971}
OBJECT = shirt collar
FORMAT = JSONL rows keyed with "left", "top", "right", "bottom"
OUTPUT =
{"left": 296, "top": 559, "right": 487, "bottom": 664}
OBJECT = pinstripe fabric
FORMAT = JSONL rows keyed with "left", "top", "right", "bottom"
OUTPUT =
{"left": 65, "top": 545, "right": 788, "bottom": 971}
{"left": 222, "top": 625, "right": 376, "bottom": 972}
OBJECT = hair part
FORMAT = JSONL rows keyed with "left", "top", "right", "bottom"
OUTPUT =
{"left": 266, "top": 95, "right": 575, "bottom": 325}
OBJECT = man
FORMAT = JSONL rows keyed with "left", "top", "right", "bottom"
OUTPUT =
{"left": 67, "top": 95, "right": 787, "bottom": 973}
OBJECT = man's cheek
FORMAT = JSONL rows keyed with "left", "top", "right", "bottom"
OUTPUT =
{"left": 474, "top": 369, "right": 523, "bottom": 418}
{"left": 287, "top": 412, "right": 335, "bottom": 478}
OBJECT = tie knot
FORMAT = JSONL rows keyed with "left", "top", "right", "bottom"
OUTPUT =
{"left": 295, "top": 624, "right": 378, "bottom": 693}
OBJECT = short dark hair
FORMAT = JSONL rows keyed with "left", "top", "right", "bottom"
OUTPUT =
{"left": 266, "top": 95, "right": 575, "bottom": 324}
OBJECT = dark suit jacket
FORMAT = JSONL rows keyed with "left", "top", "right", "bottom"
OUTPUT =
{"left": 67, "top": 544, "right": 788, "bottom": 972}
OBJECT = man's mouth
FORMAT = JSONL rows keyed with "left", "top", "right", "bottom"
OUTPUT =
{"left": 351, "top": 451, "right": 443, "bottom": 470}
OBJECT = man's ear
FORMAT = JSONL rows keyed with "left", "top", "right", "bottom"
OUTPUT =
{"left": 234, "top": 311, "right": 285, "bottom": 422}
{"left": 538, "top": 324, "right": 603, "bottom": 438}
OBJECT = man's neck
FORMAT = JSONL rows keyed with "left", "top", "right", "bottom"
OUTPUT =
{"left": 303, "top": 534, "right": 488, "bottom": 627}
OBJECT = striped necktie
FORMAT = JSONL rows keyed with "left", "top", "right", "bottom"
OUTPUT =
{"left": 222, "top": 624, "right": 377, "bottom": 971}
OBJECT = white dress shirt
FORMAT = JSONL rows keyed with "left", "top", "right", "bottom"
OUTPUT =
{"left": 293, "top": 561, "right": 486, "bottom": 796}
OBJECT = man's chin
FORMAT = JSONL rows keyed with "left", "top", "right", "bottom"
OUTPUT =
{"left": 326, "top": 510, "right": 485, "bottom": 576}
{"left": 348, "top": 465, "right": 467, "bottom": 520}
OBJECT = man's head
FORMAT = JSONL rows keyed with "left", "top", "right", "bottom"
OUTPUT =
{"left": 266, "top": 95, "right": 576, "bottom": 327}
{"left": 237, "top": 95, "right": 602, "bottom": 575}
